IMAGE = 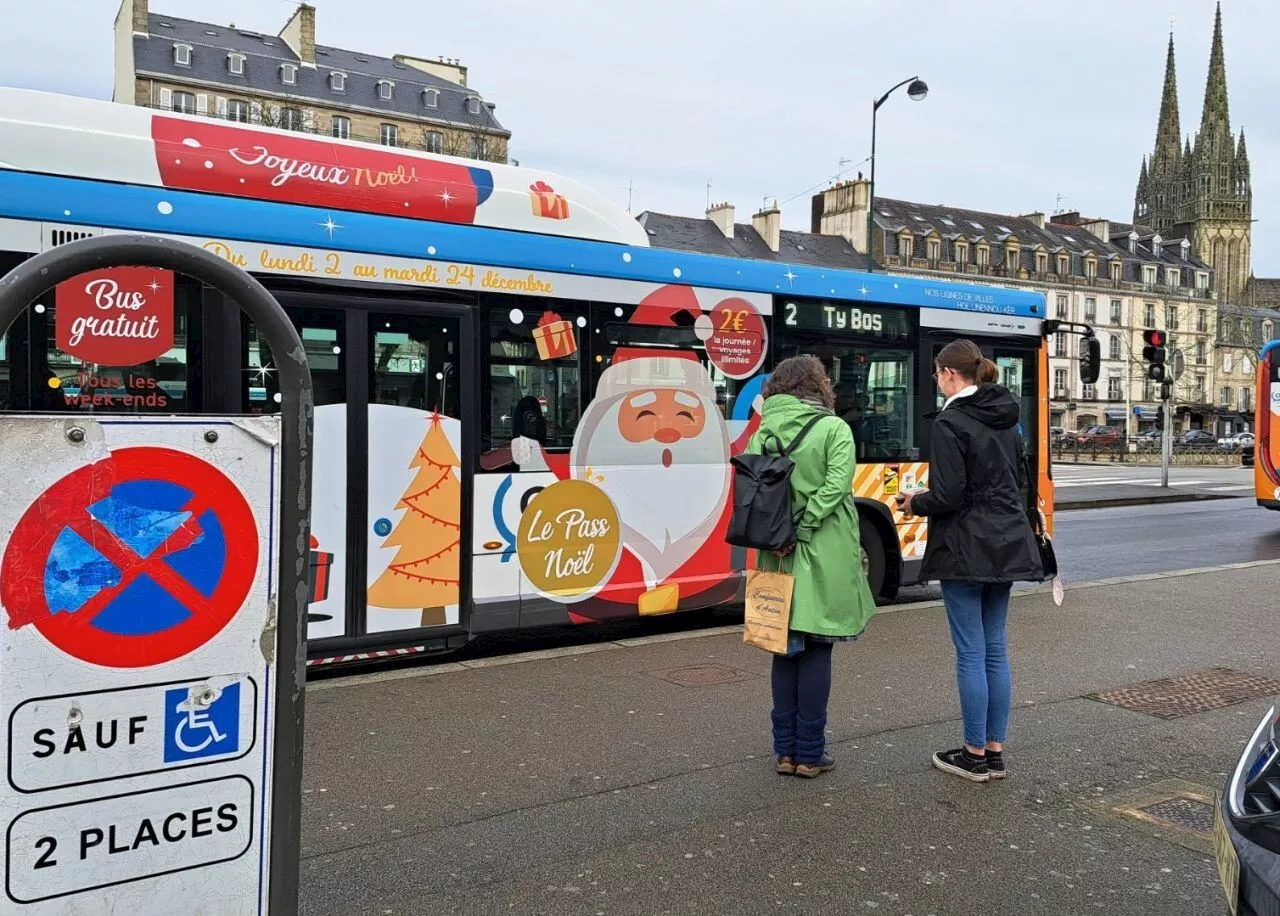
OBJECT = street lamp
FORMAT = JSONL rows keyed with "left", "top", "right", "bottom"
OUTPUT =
{"left": 866, "top": 76, "right": 928, "bottom": 272}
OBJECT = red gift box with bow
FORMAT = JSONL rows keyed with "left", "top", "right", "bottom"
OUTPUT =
{"left": 529, "top": 181, "right": 570, "bottom": 220}
{"left": 533, "top": 310, "right": 577, "bottom": 360}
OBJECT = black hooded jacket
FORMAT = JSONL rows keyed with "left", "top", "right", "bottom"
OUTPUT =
{"left": 910, "top": 383, "right": 1044, "bottom": 583}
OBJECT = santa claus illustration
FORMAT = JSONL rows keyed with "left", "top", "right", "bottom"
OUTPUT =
{"left": 512, "top": 285, "right": 757, "bottom": 616}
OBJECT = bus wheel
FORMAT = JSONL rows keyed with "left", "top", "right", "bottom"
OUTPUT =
{"left": 859, "top": 514, "right": 886, "bottom": 600}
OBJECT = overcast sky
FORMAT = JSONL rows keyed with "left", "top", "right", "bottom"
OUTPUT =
{"left": 3, "top": 0, "right": 1276, "bottom": 275}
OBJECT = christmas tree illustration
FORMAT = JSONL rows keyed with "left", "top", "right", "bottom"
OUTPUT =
{"left": 367, "top": 412, "right": 460, "bottom": 626}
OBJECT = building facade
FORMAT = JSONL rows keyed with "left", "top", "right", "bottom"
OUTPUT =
{"left": 112, "top": 0, "right": 511, "bottom": 162}
{"left": 810, "top": 182, "right": 1218, "bottom": 435}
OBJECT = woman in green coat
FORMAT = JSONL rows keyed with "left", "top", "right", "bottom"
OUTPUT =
{"left": 748, "top": 355, "right": 877, "bottom": 778}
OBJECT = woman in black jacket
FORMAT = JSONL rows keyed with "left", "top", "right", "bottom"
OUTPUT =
{"left": 901, "top": 339, "right": 1043, "bottom": 783}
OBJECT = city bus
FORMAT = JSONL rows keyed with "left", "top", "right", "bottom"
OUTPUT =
{"left": 1254, "top": 340, "right": 1280, "bottom": 510}
{"left": 0, "top": 88, "right": 1093, "bottom": 667}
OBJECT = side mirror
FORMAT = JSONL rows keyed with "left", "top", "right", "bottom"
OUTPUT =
{"left": 1080, "top": 334, "right": 1101, "bottom": 385}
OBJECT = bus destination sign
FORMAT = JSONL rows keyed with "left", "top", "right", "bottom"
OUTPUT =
{"left": 781, "top": 299, "right": 911, "bottom": 341}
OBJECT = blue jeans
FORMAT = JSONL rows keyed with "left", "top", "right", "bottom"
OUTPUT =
{"left": 940, "top": 581, "right": 1013, "bottom": 749}
{"left": 771, "top": 639, "right": 833, "bottom": 764}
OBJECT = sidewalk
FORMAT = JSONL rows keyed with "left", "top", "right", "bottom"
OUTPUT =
{"left": 298, "top": 561, "right": 1280, "bottom": 915}
{"left": 1055, "top": 480, "right": 1242, "bottom": 510}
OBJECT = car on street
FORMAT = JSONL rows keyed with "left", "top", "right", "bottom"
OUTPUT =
{"left": 1243, "top": 441, "right": 1255, "bottom": 467}
{"left": 1220, "top": 432, "right": 1256, "bottom": 451}
{"left": 1135, "top": 428, "right": 1164, "bottom": 452}
{"left": 1216, "top": 704, "right": 1280, "bottom": 916}
{"left": 1179, "top": 428, "right": 1218, "bottom": 448}
{"left": 1076, "top": 425, "right": 1123, "bottom": 448}
{"left": 1051, "top": 426, "right": 1078, "bottom": 447}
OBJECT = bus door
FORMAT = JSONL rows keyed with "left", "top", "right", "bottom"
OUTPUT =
{"left": 244, "top": 302, "right": 472, "bottom": 653}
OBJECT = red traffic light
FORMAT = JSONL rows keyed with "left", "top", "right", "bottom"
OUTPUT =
{"left": 1143, "top": 329, "right": 1167, "bottom": 347}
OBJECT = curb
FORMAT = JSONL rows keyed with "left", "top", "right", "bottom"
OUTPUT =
{"left": 1056, "top": 492, "right": 1239, "bottom": 511}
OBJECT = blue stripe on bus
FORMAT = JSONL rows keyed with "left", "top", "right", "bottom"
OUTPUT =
{"left": 0, "top": 169, "right": 1046, "bottom": 318}
{"left": 1260, "top": 340, "right": 1280, "bottom": 360}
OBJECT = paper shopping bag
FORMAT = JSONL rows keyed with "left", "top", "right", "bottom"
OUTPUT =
{"left": 743, "top": 568, "right": 794, "bottom": 655}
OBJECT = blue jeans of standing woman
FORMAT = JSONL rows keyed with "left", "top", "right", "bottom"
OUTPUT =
{"left": 940, "top": 581, "right": 1013, "bottom": 749}
{"left": 771, "top": 638, "right": 833, "bottom": 764}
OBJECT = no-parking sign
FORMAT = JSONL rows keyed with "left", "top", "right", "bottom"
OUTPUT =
{"left": 0, "top": 416, "right": 280, "bottom": 914}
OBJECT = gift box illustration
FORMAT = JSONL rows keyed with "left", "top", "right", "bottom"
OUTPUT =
{"left": 529, "top": 181, "right": 570, "bottom": 220}
{"left": 533, "top": 310, "right": 577, "bottom": 360}
{"left": 308, "top": 533, "right": 333, "bottom": 605}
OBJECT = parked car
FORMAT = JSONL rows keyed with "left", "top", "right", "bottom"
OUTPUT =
{"left": 1219, "top": 432, "right": 1256, "bottom": 451}
{"left": 1243, "top": 442, "right": 1255, "bottom": 467}
{"left": 1051, "top": 426, "right": 1078, "bottom": 447}
{"left": 1179, "top": 429, "right": 1218, "bottom": 448}
{"left": 1076, "top": 425, "right": 1123, "bottom": 447}
{"left": 1216, "top": 703, "right": 1280, "bottom": 915}
{"left": 1134, "top": 428, "right": 1164, "bottom": 452}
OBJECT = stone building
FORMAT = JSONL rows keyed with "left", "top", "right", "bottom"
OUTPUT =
{"left": 810, "top": 182, "right": 1218, "bottom": 435}
{"left": 1133, "top": 5, "right": 1250, "bottom": 304}
{"left": 112, "top": 0, "right": 511, "bottom": 162}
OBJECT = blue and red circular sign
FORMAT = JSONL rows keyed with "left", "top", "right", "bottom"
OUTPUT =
{"left": 0, "top": 447, "right": 258, "bottom": 668}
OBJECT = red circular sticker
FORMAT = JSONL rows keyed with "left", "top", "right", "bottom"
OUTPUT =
{"left": 703, "top": 298, "right": 767, "bottom": 379}
{"left": 0, "top": 447, "right": 259, "bottom": 668}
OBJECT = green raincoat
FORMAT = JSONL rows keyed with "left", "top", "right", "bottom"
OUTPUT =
{"left": 748, "top": 394, "right": 877, "bottom": 639}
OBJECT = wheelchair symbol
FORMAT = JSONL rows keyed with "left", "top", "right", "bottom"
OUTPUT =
{"left": 163, "top": 681, "right": 241, "bottom": 763}
{"left": 173, "top": 700, "right": 227, "bottom": 754}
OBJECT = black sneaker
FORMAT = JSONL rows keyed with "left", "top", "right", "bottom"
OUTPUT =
{"left": 985, "top": 750, "right": 1006, "bottom": 780}
{"left": 794, "top": 755, "right": 835, "bottom": 778}
{"left": 932, "top": 747, "right": 990, "bottom": 782}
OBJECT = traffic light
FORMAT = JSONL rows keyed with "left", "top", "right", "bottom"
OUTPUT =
{"left": 1143, "top": 329, "right": 1167, "bottom": 381}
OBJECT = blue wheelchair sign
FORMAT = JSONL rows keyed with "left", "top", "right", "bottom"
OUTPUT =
{"left": 163, "top": 681, "right": 241, "bottom": 763}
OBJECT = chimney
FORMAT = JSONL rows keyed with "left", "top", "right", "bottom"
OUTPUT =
{"left": 280, "top": 3, "right": 317, "bottom": 68}
{"left": 753, "top": 201, "right": 781, "bottom": 253}
{"left": 1020, "top": 212, "right": 1046, "bottom": 230}
{"left": 1079, "top": 218, "right": 1111, "bottom": 243}
{"left": 810, "top": 178, "right": 871, "bottom": 255}
{"left": 706, "top": 202, "right": 734, "bottom": 239}
{"left": 129, "top": 0, "right": 149, "bottom": 35}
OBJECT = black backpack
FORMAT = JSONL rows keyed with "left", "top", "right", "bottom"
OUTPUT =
{"left": 726, "top": 414, "right": 828, "bottom": 551}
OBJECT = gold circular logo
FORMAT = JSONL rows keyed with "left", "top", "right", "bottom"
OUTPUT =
{"left": 516, "top": 479, "right": 622, "bottom": 603}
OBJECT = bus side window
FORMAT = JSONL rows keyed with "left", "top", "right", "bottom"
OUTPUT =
{"left": 479, "top": 297, "right": 586, "bottom": 466}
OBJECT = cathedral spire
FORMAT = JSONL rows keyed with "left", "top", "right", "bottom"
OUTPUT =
{"left": 1153, "top": 30, "right": 1181, "bottom": 163}
{"left": 1198, "top": 1, "right": 1231, "bottom": 146}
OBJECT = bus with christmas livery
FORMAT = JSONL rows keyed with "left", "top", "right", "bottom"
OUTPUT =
{"left": 0, "top": 88, "right": 1097, "bottom": 668}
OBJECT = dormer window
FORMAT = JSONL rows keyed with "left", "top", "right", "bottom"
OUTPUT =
{"left": 423, "top": 88, "right": 440, "bottom": 109}
{"left": 173, "top": 43, "right": 192, "bottom": 67}
{"left": 466, "top": 96, "right": 481, "bottom": 115}
{"left": 377, "top": 80, "right": 394, "bottom": 101}
{"left": 898, "top": 232, "right": 913, "bottom": 259}
{"left": 1005, "top": 245, "right": 1020, "bottom": 272}
{"left": 1056, "top": 254, "right": 1069, "bottom": 275}
{"left": 1035, "top": 252, "right": 1048, "bottom": 274}
{"left": 1084, "top": 256, "right": 1097, "bottom": 279}
{"left": 227, "top": 53, "right": 245, "bottom": 76}
{"left": 330, "top": 71, "right": 346, "bottom": 92}
{"left": 1152, "top": 234, "right": 1163, "bottom": 258}
{"left": 1110, "top": 260, "right": 1122, "bottom": 282}
{"left": 1166, "top": 268, "right": 1181, "bottom": 288}
{"left": 976, "top": 244, "right": 989, "bottom": 267}
{"left": 955, "top": 241, "right": 968, "bottom": 264}
{"left": 926, "top": 238, "right": 941, "bottom": 261}
{"left": 281, "top": 64, "right": 297, "bottom": 86}
{"left": 1128, "top": 232, "right": 1138, "bottom": 254}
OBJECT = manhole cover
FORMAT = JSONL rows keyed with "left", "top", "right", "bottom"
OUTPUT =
{"left": 646, "top": 664, "right": 759, "bottom": 688}
{"left": 1115, "top": 791, "right": 1215, "bottom": 838}
{"left": 1088, "top": 667, "right": 1280, "bottom": 719}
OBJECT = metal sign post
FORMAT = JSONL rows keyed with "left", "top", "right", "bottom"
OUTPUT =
{"left": 0, "top": 235, "right": 312, "bottom": 915}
